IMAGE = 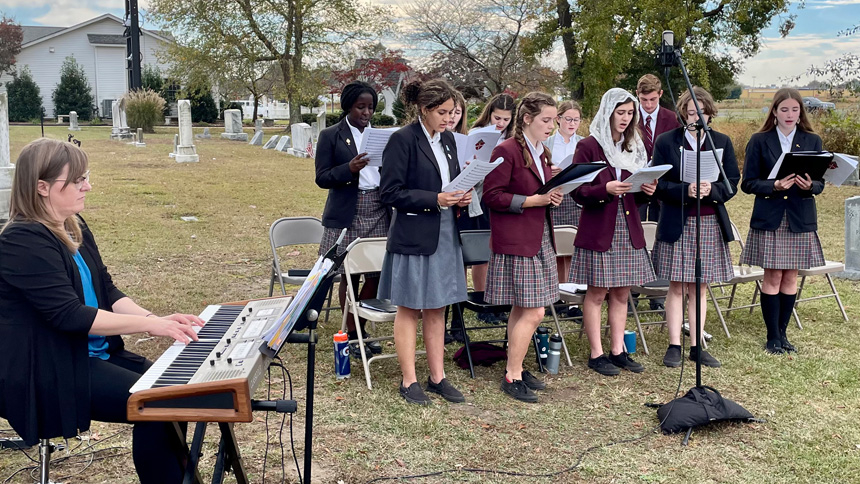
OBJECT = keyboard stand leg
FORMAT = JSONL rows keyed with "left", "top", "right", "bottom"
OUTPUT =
{"left": 211, "top": 423, "right": 247, "bottom": 484}
{"left": 183, "top": 423, "right": 207, "bottom": 484}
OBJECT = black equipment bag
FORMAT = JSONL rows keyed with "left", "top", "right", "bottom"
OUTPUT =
{"left": 657, "top": 386, "right": 755, "bottom": 434}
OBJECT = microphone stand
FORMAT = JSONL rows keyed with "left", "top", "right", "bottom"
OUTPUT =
{"left": 657, "top": 39, "right": 747, "bottom": 445}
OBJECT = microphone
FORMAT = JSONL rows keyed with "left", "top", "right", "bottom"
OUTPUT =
{"left": 658, "top": 30, "right": 676, "bottom": 68}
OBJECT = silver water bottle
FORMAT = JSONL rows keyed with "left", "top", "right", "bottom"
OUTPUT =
{"left": 546, "top": 334, "right": 563, "bottom": 374}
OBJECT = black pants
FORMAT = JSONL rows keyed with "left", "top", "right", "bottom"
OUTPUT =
{"left": 90, "top": 350, "right": 186, "bottom": 484}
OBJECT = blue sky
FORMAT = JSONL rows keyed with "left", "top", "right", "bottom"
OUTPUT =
{"left": 1, "top": 0, "right": 857, "bottom": 87}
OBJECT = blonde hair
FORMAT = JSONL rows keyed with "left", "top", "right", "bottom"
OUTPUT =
{"left": 513, "top": 92, "right": 556, "bottom": 167}
{"left": 1, "top": 138, "right": 88, "bottom": 251}
{"left": 636, "top": 74, "right": 662, "bottom": 95}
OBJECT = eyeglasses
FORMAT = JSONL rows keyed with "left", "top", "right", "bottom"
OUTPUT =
{"left": 55, "top": 170, "right": 90, "bottom": 190}
{"left": 559, "top": 116, "right": 581, "bottom": 124}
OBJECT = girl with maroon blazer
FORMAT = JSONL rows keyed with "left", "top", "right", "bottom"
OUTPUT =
{"left": 483, "top": 92, "right": 563, "bottom": 403}
{"left": 570, "top": 88, "right": 657, "bottom": 377}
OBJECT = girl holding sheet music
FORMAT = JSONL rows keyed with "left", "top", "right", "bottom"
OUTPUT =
{"left": 458, "top": 93, "right": 517, "bottom": 324}
{"left": 378, "top": 78, "right": 472, "bottom": 405}
{"left": 650, "top": 87, "right": 740, "bottom": 369}
{"left": 544, "top": 101, "right": 584, "bottom": 287}
{"left": 315, "top": 81, "right": 390, "bottom": 357}
{"left": 483, "top": 92, "right": 562, "bottom": 402}
{"left": 569, "top": 88, "right": 658, "bottom": 377}
{"left": 740, "top": 88, "right": 825, "bottom": 355}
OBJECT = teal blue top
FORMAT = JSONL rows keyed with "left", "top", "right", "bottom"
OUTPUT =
{"left": 73, "top": 251, "right": 108, "bottom": 360}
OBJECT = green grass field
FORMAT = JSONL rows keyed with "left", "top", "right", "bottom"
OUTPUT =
{"left": 1, "top": 125, "right": 859, "bottom": 483}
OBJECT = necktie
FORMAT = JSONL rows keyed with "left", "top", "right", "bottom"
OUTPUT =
{"left": 644, "top": 115, "right": 654, "bottom": 157}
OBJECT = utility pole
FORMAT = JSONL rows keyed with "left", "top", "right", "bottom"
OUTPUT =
{"left": 125, "top": 0, "right": 142, "bottom": 90}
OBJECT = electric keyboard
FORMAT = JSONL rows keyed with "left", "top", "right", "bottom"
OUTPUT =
{"left": 127, "top": 297, "right": 292, "bottom": 422}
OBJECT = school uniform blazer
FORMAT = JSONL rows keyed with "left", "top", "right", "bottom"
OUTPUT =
{"left": 571, "top": 136, "right": 648, "bottom": 252}
{"left": 0, "top": 217, "right": 127, "bottom": 445}
{"left": 652, "top": 127, "right": 740, "bottom": 243}
{"left": 741, "top": 129, "right": 824, "bottom": 233}
{"left": 639, "top": 107, "right": 682, "bottom": 160}
{"left": 315, "top": 118, "right": 382, "bottom": 228}
{"left": 483, "top": 138, "right": 555, "bottom": 257}
{"left": 380, "top": 121, "right": 462, "bottom": 255}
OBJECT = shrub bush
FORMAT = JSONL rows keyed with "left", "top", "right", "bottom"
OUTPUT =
{"left": 713, "top": 118, "right": 759, "bottom": 170}
{"left": 816, "top": 110, "right": 860, "bottom": 156}
{"left": 182, "top": 83, "right": 218, "bottom": 123}
{"left": 375, "top": 99, "right": 385, "bottom": 113}
{"left": 52, "top": 56, "right": 94, "bottom": 120}
{"left": 392, "top": 98, "right": 406, "bottom": 124}
{"left": 371, "top": 113, "right": 395, "bottom": 126}
{"left": 6, "top": 66, "right": 43, "bottom": 122}
{"left": 300, "top": 112, "right": 341, "bottom": 126}
{"left": 123, "top": 89, "right": 166, "bottom": 133}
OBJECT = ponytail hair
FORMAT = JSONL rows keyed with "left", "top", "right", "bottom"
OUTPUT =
{"left": 401, "top": 78, "right": 457, "bottom": 123}
{"left": 513, "top": 92, "right": 556, "bottom": 168}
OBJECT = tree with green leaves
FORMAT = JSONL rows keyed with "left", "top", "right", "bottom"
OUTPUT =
{"left": 142, "top": 64, "right": 164, "bottom": 93}
{"left": 5, "top": 66, "right": 43, "bottom": 122}
{"left": 803, "top": 23, "right": 859, "bottom": 97}
{"left": 524, "top": 0, "right": 794, "bottom": 112}
{"left": 52, "top": 56, "right": 94, "bottom": 120}
{"left": 148, "top": 0, "right": 389, "bottom": 122}
{"left": 183, "top": 80, "right": 219, "bottom": 123}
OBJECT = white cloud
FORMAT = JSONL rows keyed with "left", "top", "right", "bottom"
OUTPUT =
{"left": 809, "top": 5, "right": 835, "bottom": 8}
{"left": 738, "top": 33, "right": 860, "bottom": 86}
{"left": 33, "top": 5, "right": 104, "bottom": 26}
{"left": 808, "top": 0, "right": 860, "bottom": 5}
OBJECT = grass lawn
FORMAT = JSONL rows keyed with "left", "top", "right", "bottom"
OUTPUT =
{"left": 1, "top": 125, "right": 859, "bottom": 483}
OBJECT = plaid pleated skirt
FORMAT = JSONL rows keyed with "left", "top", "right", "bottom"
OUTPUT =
{"left": 485, "top": 221, "right": 559, "bottom": 308}
{"left": 319, "top": 189, "right": 391, "bottom": 274}
{"left": 652, "top": 215, "right": 733, "bottom": 283}
{"left": 740, "top": 214, "right": 825, "bottom": 270}
{"left": 569, "top": 206, "right": 655, "bottom": 288}
{"left": 551, "top": 196, "right": 582, "bottom": 228}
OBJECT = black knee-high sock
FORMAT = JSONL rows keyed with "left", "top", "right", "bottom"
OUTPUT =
{"left": 760, "top": 293, "right": 781, "bottom": 342}
{"left": 778, "top": 292, "right": 797, "bottom": 335}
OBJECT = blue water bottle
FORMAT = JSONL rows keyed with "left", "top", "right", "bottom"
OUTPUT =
{"left": 334, "top": 331, "right": 350, "bottom": 379}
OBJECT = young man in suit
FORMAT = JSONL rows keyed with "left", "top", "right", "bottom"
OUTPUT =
{"left": 633, "top": 74, "right": 682, "bottom": 312}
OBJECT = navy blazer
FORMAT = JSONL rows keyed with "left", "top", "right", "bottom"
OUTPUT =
{"left": 380, "top": 122, "right": 462, "bottom": 255}
{"left": 483, "top": 138, "right": 555, "bottom": 257}
{"left": 0, "top": 217, "right": 127, "bottom": 445}
{"left": 652, "top": 127, "right": 740, "bottom": 243}
{"left": 315, "top": 118, "right": 383, "bottom": 228}
{"left": 741, "top": 129, "right": 824, "bottom": 232}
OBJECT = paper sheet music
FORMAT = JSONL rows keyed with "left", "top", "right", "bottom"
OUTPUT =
{"left": 766, "top": 151, "right": 832, "bottom": 179}
{"left": 824, "top": 153, "right": 859, "bottom": 186}
{"left": 555, "top": 153, "right": 575, "bottom": 171}
{"left": 453, "top": 130, "right": 503, "bottom": 169}
{"left": 555, "top": 167, "right": 605, "bottom": 194}
{"left": 442, "top": 157, "right": 504, "bottom": 193}
{"left": 559, "top": 283, "right": 588, "bottom": 294}
{"left": 263, "top": 256, "right": 333, "bottom": 351}
{"left": 358, "top": 127, "right": 398, "bottom": 167}
{"left": 626, "top": 165, "right": 672, "bottom": 193}
{"left": 681, "top": 148, "right": 723, "bottom": 183}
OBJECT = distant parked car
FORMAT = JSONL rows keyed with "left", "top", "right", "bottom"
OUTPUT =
{"left": 803, "top": 97, "right": 835, "bottom": 112}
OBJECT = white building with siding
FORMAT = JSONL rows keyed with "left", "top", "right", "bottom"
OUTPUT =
{"left": 0, "top": 13, "right": 173, "bottom": 118}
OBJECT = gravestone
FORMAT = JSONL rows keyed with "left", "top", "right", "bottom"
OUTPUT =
{"left": 68, "top": 111, "right": 80, "bottom": 131}
{"left": 169, "top": 134, "right": 179, "bottom": 158}
{"left": 316, "top": 111, "right": 326, "bottom": 137}
{"left": 287, "top": 123, "right": 313, "bottom": 158}
{"left": 173, "top": 100, "right": 199, "bottom": 162}
{"left": 134, "top": 128, "right": 145, "bottom": 148}
{"left": 263, "top": 118, "right": 274, "bottom": 127}
{"left": 220, "top": 110, "right": 248, "bottom": 141}
{"left": 0, "top": 93, "right": 12, "bottom": 222}
{"left": 838, "top": 196, "right": 860, "bottom": 280}
{"left": 255, "top": 119, "right": 263, "bottom": 133}
{"left": 249, "top": 131, "right": 263, "bottom": 146}
{"left": 275, "top": 136, "right": 291, "bottom": 152}
{"left": 263, "top": 135, "right": 280, "bottom": 149}
{"left": 195, "top": 127, "right": 211, "bottom": 139}
{"left": 110, "top": 100, "right": 132, "bottom": 140}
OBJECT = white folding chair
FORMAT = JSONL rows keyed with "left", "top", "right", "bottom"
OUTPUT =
{"left": 707, "top": 222, "right": 765, "bottom": 337}
{"left": 792, "top": 261, "right": 849, "bottom": 329}
{"left": 342, "top": 237, "right": 414, "bottom": 389}
{"left": 551, "top": 225, "right": 579, "bottom": 367}
{"left": 268, "top": 217, "right": 339, "bottom": 321}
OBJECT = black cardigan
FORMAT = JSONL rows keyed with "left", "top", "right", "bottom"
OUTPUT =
{"left": 315, "top": 118, "right": 380, "bottom": 228}
{"left": 652, "top": 128, "right": 740, "bottom": 243}
{"left": 741, "top": 129, "right": 824, "bottom": 232}
{"left": 380, "top": 122, "right": 462, "bottom": 255}
{"left": 0, "top": 218, "right": 127, "bottom": 445}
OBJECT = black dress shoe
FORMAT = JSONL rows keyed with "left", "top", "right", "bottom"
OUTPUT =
{"left": 587, "top": 354, "right": 620, "bottom": 376}
{"left": 444, "top": 330, "right": 454, "bottom": 345}
{"left": 400, "top": 382, "right": 432, "bottom": 405}
{"left": 426, "top": 377, "right": 465, "bottom": 403}
{"left": 689, "top": 347, "right": 721, "bottom": 368}
{"left": 609, "top": 352, "right": 645, "bottom": 373}
{"left": 663, "top": 346, "right": 682, "bottom": 368}
{"left": 765, "top": 339, "right": 785, "bottom": 355}
{"left": 780, "top": 335, "right": 796, "bottom": 353}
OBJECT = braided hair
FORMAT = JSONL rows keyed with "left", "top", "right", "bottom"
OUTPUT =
{"left": 513, "top": 92, "right": 556, "bottom": 168}
{"left": 340, "top": 81, "right": 378, "bottom": 119}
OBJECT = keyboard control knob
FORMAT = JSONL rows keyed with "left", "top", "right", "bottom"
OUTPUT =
{"left": 227, "top": 357, "right": 233, "bottom": 364}
{"left": 226, "top": 338, "right": 231, "bottom": 344}
{"left": 215, "top": 352, "right": 221, "bottom": 358}
{"left": 242, "top": 317, "right": 246, "bottom": 322}
{"left": 209, "top": 359, "right": 215, "bottom": 366}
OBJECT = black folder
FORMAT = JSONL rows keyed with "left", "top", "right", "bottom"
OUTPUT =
{"left": 537, "top": 162, "right": 606, "bottom": 194}
{"left": 773, "top": 151, "right": 834, "bottom": 180}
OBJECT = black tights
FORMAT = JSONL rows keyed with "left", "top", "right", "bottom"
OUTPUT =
{"left": 89, "top": 350, "right": 186, "bottom": 484}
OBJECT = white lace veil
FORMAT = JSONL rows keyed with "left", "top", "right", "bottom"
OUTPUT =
{"left": 588, "top": 88, "right": 648, "bottom": 172}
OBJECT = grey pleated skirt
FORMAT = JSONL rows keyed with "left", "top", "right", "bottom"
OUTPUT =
{"left": 378, "top": 209, "right": 467, "bottom": 310}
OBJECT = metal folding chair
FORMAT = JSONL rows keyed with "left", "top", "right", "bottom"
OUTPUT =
{"left": 707, "top": 222, "right": 765, "bottom": 338}
{"left": 792, "top": 261, "right": 849, "bottom": 329}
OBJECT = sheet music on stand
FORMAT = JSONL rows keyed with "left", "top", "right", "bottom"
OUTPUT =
{"left": 358, "top": 127, "right": 398, "bottom": 167}
{"left": 262, "top": 255, "right": 334, "bottom": 353}
{"left": 680, "top": 148, "right": 723, "bottom": 184}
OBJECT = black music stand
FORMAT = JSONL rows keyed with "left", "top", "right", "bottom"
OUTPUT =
{"left": 181, "top": 234, "right": 347, "bottom": 484}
